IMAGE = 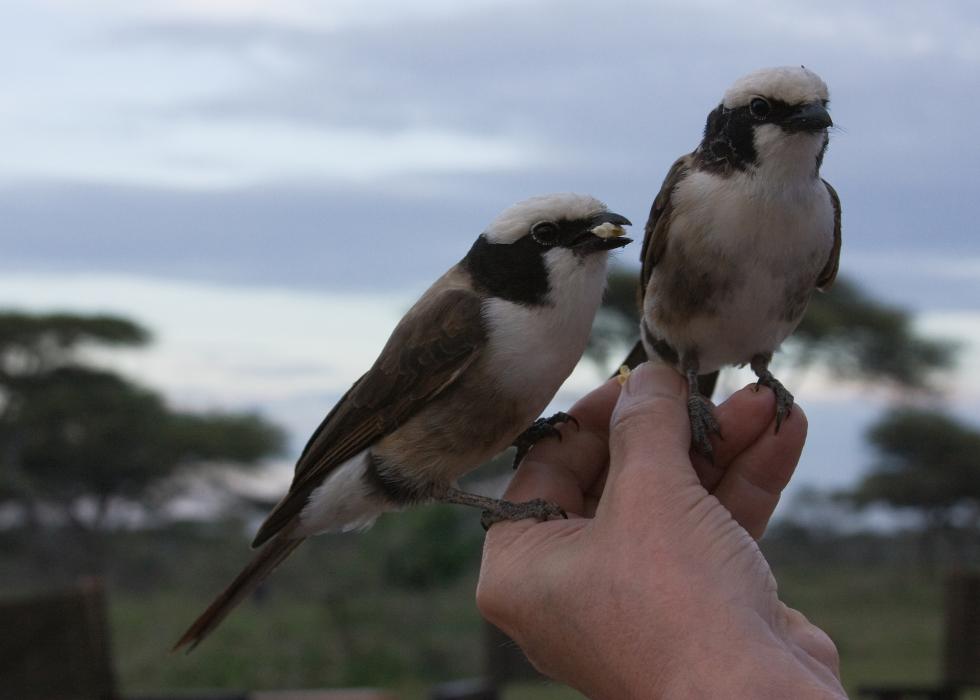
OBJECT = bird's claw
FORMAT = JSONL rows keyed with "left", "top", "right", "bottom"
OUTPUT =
{"left": 755, "top": 375, "right": 794, "bottom": 433}
{"left": 688, "top": 394, "right": 721, "bottom": 458}
{"left": 511, "top": 411, "right": 579, "bottom": 469}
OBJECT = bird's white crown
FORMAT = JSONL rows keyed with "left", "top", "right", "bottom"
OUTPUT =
{"left": 484, "top": 193, "right": 607, "bottom": 244}
{"left": 723, "top": 66, "right": 829, "bottom": 108}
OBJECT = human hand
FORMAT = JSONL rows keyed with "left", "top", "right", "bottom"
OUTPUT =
{"left": 477, "top": 363, "right": 845, "bottom": 699}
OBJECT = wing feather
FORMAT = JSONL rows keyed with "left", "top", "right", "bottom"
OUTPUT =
{"left": 640, "top": 154, "right": 694, "bottom": 292}
{"left": 252, "top": 285, "right": 486, "bottom": 546}
{"left": 816, "top": 179, "right": 842, "bottom": 290}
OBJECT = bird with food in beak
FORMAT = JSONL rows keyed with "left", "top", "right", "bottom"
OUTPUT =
{"left": 175, "top": 193, "right": 631, "bottom": 650}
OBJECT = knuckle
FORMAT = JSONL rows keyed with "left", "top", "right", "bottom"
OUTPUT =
{"left": 819, "top": 632, "right": 841, "bottom": 671}
{"left": 745, "top": 462, "right": 793, "bottom": 495}
{"left": 792, "top": 404, "right": 809, "bottom": 435}
{"left": 610, "top": 399, "right": 688, "bottom": 460}
{"left": 474, "top": 574, "right": 506, "bottom": 625}
{"left": 611, "top": 398, "right": 680, "bottom": 438}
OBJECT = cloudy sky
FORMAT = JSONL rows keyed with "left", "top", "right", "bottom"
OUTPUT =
{"left": 2, "top": 0, "right": 979, "bottom": 510}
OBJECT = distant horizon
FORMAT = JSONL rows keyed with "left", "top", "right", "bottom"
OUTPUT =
{"left": 2, "top": 271, "right": 976, "bottom": 525}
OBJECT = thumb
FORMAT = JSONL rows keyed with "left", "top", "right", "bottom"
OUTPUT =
{"left": 607, "top": 362, "right": 697, "bottom": 496}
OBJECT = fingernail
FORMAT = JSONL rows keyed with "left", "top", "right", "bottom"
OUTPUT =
{"left": 621, "top": 362, "right": 685, "bottom": 400}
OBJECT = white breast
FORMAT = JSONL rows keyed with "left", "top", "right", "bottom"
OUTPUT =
{"left": 650, "top": 170, "right": 835, "bottom": 373}
{"left": 482, "top": 249, "right": 608, "bottom": 419}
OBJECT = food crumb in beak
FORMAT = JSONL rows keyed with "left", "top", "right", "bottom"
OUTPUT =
{"left": 592, "top": 222, "right": 626, "bottom": 239}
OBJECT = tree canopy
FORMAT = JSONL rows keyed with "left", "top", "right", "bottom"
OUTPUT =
{"left": 792, "top": 278, "right": 956, "bottom": 389}
{"left": 0, "top": 310, "right": 285, "bottom": 530}
{"left": 848, "top": 407, "right": 980, "bottom": 526}
{"left": 0, "top": 311, "right": 150, "bottom": 377}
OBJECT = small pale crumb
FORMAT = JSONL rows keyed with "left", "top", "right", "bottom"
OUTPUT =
{"left": 617, "top": 365, "right": 631, "bottom": 386}
{"left": 591, "top": 222, "right": 625, "bottom": 239}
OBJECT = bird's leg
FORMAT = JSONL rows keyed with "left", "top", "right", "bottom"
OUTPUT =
{"left": 750, "top": 353, "right": 794, "bottom": 432}
{"left": 510, "top": 411, "right": 579, "bottom": 469}
{"left": 440, "top": 487, "right": 567, "bottom": 531}
{"left": 682, "top": 353, "right": 721, "bottom": 457}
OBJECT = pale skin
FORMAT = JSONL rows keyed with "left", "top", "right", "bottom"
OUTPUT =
{"left": 476, "top": 363, "right": 847, "bottom": 699}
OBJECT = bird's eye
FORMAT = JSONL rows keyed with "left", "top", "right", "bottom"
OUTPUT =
{"left": 531, "top": 221, "right": 559, "bottom": 246}
{"left": 749, "top": 97, "right": 771, "bottom": 119}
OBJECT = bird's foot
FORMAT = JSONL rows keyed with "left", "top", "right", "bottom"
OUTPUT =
{"left": 438, "top": 488, "right": 568, "bottom": 530}
{"left": 480, "top": 498, "right": 568, "bottom": 531}
{"left": 511, "top": 411, "right": 579, "bottom": 469}
{"left": 754, "top": 373, "right": 794, "bottom": 432}
{"left": 688, "top": 393, "right": 721, "bottom": 458}
{"left": 440, "top": 488, "right": 567, "bottom": 530}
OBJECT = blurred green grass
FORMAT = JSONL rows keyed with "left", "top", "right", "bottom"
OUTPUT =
{"left": 107, "top": 562, "right": 974, "bottom": 698}
{"left": 7, "top": 517, "right": 978, "bottom": 699}
{"left": 777, "top": 564, "right": 944, "bottom": 688}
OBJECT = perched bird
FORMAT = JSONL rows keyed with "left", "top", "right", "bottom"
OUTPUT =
{"left": 623, "top": 66, "right": 841, "bottom": 455}
{"left": 174, "top": 193, "right": 631, "bottom": 650}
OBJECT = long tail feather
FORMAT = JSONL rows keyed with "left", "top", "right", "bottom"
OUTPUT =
{"left": 172, "top": 535, "right": 305, "bottom": 653}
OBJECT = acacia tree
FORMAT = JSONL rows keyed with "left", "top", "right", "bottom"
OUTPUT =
{"left": 790, "top": 277, "right": 956, "bottom": 388}
{"left": 0, "top": 311, "right": 285, "bottom": 532}
{"left": 847, "top": 408, "right": 980, "bottom": 564}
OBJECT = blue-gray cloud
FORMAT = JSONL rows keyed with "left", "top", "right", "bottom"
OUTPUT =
{"left": 3, "top": 0, "right": 980, "bottom": 312}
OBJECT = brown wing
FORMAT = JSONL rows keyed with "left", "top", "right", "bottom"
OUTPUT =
{"left": 632, "top": 154, "right": 720, "bottom": 398}
{"left": 816, "top": 179, "right": 842, "bottom": 290}
{"left": 251, "top": 284, "right": 486, "bottom": 546}
{"left": 617, "top": 155, "right": 694, "bottom": 375}
{"left": 640, "top": 154, "right": 694, "bottom": 292}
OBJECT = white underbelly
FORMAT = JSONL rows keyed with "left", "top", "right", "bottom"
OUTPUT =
{"left": 643, "top": 245, "right": 826, "bottom": 372}
{"left": 297, "top": 450, "right": 386, "bottom": 535}
{"left": 674, "top": 281, "right": 801, "bottom": 372}
{"left": 647, "top": 170, "right": 834, "bottom": 373}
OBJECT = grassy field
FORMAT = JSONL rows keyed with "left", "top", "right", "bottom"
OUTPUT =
{"left": 6, "top": 521, "right": 976, "bottom": 698}
{"left": 777, "top": 563, "right": 944, "bottom": 690}
{"left": 106, "top": 562, "right": 975, "bottom": 699}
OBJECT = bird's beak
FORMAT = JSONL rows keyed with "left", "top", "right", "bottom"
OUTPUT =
{"left": 577, "top": 211, "right": 633, "bottom": 251}
{"left": 783, "top": 101, "right": 833, "bottom": 133}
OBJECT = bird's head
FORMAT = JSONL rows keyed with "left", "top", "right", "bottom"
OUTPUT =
{"left": 484, "top": 193, "right": 631, "bottom": 253}
{"left": 464, "top": 194, "right": 632, "bottom": 305}
{"left": 699, "top": 66, "right": 832, "bottom": 179}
